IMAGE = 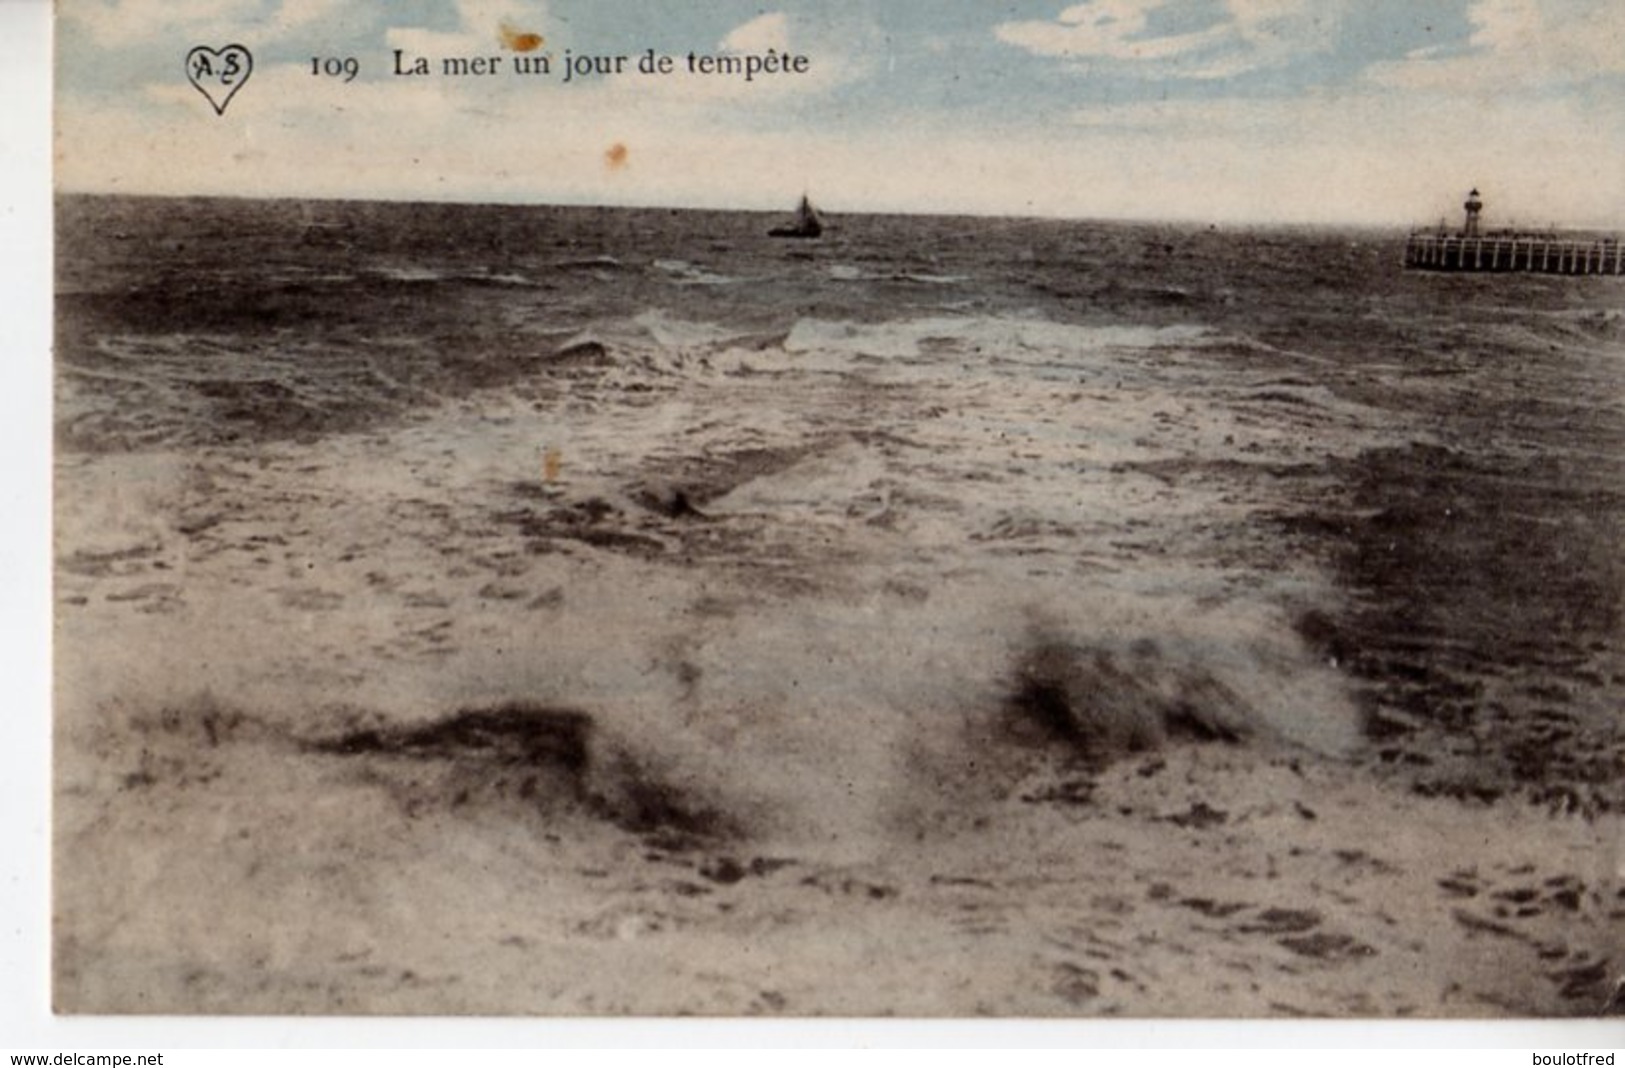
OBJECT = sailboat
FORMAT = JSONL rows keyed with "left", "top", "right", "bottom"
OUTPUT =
{"left": 769, "top": 194, "right": 823, "bottom": 239}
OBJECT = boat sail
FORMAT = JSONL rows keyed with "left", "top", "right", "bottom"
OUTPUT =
{"left": 769, "top": 194, "right": 823, "bottom": 239}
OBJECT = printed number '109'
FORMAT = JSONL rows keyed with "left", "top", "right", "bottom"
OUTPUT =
{"left": 312, "top": 57, "right": 360, "bottom": 82}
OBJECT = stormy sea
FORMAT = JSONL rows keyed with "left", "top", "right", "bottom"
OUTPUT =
{"left": 54, "top": 195, "right": 1625, "bottom": 1016}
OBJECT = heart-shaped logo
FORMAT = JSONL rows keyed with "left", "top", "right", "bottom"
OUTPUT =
{"left": 185, "top": 44, "right": 253, "bottom": 116}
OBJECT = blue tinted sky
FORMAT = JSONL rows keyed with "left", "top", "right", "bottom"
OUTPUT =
{"left": 55, "top": 0, "right": 1625, "bottom": 224}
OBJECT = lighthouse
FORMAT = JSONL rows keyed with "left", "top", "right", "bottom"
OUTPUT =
{"left": 1463, "top": 187, "right": 1484, "bottom": 238}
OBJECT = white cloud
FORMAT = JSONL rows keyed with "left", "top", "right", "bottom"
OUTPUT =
{"left": 996, "top": 0, "right": 1226, "bottom": 62}
{"left": 720, "top": 12, "right": 790, "bottom": 54}
{"left": 1366, "top": 0, "right": 1625, "bottom": 91}
{"left": 996, "top": 0, "right": 1340, "bottom": 79}
{"left": 1467, "top": 0, "right": 1539, "bottom": 51}
{"left": 1227, "top": 0, "right": 1336, "bottom": 57}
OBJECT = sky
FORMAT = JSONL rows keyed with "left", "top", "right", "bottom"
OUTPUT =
{"left": 52, "top": 0, "right": 1625, "bottom": 225}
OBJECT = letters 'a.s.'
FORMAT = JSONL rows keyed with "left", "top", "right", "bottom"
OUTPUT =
{"left": 186, "top": 44, "right": 254, "bottom": 115}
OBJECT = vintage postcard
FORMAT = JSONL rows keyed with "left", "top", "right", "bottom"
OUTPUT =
{"left": 52, "top": 0, "right": 1624, "bottom": 1017}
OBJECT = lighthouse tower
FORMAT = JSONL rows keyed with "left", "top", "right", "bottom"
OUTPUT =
{"left": 1463, "top": 187, "right": 1484, "bottom": 238}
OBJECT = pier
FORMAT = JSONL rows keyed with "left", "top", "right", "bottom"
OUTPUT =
{"left": 1403, "top": 188, "right": 1624, "bottom": 275}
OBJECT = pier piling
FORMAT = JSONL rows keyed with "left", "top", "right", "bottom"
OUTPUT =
{"left": 1404, "top": 233, "right": 1623, "bottom": 276}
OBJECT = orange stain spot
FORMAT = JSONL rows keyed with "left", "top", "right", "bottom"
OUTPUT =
{"left": 604, "top": 142, "right": 629, "bottom": 170}
{"left": 499, "top": 21, "right": 545, "bottom": 52}
{"left": 543, "top": 446, "right": 562, "bottom": 482}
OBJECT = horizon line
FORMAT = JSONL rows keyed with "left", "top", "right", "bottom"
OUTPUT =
{"left": 53, "top": 187, "right": 1458, "bottom": 234}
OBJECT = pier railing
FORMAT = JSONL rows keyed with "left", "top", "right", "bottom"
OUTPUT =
{"left": 1405, "top": 232, "right": 1625, "bottom": 274}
